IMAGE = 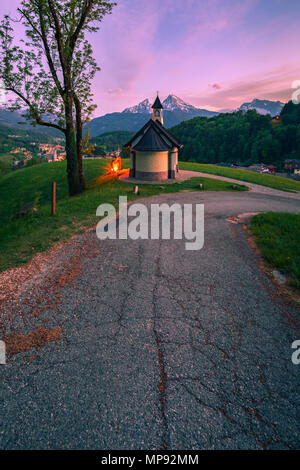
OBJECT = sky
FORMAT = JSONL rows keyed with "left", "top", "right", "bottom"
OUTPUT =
{"left": 1, "top": 0, "right": 300, "bottom": 116}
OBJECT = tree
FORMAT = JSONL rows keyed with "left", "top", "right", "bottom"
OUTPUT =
{"left": 0, "top": 0, "right": 116, "bottom": 195}
{"left": 281, "top": 101, "right": 300, "bottom": 125}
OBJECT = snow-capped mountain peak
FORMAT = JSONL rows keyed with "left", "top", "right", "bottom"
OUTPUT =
{"left": 162, "top": 94, "right": 198, "bottom": 113}
{"left": 122, "top": 95, "right": 201, "bottom": 114}
{"left": 122, "top": 99, "right": 152, "bottom": 114}
{"left": 238, "top": 99, "right": 284, "bottom": 117}
{"left": 120, "top": 95, "right": 285, "bottom": 121}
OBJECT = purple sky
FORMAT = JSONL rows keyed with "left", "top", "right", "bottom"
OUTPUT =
{"left": 1, "top": 0, "right": 300, "bottom": 116}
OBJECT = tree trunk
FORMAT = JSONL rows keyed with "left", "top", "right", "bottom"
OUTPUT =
{"left": 77, "top": 138, "right": 86, "bottom": 191}
{"left": 74, "top": 94, "right": 86, "bottom": 191}
{"left": 65, "top": 94, "right": 83, "bottom": 196}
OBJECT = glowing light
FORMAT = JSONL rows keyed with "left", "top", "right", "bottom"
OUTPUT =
{"left": 108, "top": 156, "right": 121, "bottom": 174}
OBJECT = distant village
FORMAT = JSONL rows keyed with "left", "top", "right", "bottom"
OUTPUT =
{"left": 217, "top": 159, "right": 300, "bottom": 178}
{"left": 4, "top": 134, "right": 300, "bottom": 180}
{"left": 8, "top": 139, "right": 300, "bottom": 180}
{"left": 9, "top": 139, "right": 120, "bottom": 170}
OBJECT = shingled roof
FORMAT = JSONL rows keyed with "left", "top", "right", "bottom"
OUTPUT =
{"left": 152, "top": 95, "right": 163, "bottom": 109}
{"left": 123, "top": 119, "right": 182, "bottom": 151}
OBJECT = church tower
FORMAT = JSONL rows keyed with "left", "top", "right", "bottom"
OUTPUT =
{"left": 152, "top": 94, "right": 164, "bottom": 125}
{"left": 123, "top": 92, "right": 182, "bottom": 181}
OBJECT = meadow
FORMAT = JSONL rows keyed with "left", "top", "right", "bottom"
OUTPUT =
{"left": 179, "top": 162, "right": 300, "bottom": 192}
{"left": 250, "top": 212, "right": 300, "bottom": 291}
{"left": 0, "top": 159, "right": 247, "bottom": 272}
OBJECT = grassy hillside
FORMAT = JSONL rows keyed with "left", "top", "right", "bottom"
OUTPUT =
{"left": 179, "top": 162, "right": 300, "bottom": 192}
{"left": 0, "top": 153, "right": 14, "bottom": 162}
{"left": 250, "top": 213, "right": 300, "bottom": 291}
{"left": 0, "top": 159, "right": 247, "bottom": 272}
{"left": 0, "top": 153, "right": 16, "bottom": 175}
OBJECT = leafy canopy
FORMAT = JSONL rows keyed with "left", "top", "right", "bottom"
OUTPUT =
{"left": 0, "top": 0, "right": 116, "bottom": 132}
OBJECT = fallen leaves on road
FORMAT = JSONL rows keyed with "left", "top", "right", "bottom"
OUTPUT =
{"left": 4, "top": 326, "right": 62, "bottom": 356}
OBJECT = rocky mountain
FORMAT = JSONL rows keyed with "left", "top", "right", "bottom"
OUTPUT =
{"left": 239, "top": 99, "right": 284, "bottom": 117}
{"left": 163, "top": 94, "right": 199, "bottom": 113}
{"left": 1, "top": 96, "right": 287, "bottom": 140}
{"left": 86, "top": 95, "right": 218, "bottom": 136}
{"left": 123, "top": 94, "right": 217, "bottom": 116}
{"left": 122, "top": 98, "right": 152, "bottom": 114}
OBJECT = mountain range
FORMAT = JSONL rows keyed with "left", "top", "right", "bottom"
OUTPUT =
{"left": 86, "top": 95, "right": 218, "bottom": 136}
{"left": 238, "top": 99, "right": 284, "bottom": 116}
{"left": 0, "top": 108, "right": 60, "bottom": 138}
{"left": 86, "top": 95, "right": 285, "bottom": 136}
{"left": 0, "top": 96, "right": 286, "bottom": 139}
{"left": 122, "top": 95, "right": 214, "bottom": 115}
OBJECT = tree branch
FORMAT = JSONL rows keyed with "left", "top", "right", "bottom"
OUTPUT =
{"left": 69, "top": 0, "right": 93, "bottom": 53}
{"left": 47, "top": 0, "right": 67, "bottom": 77}
{"left": 57, "top": 10, "right": 70, "bottom": 34}
{"left": 21, "top": 4, "right": 64, "bottom": 97}
{"left": 7, "top": 87, "right": 66, "bottom": 133}
{"left": 17, "top": 8, "right": 43, "bottom": 40}
{"left": 35, "top": 115, "right": 66, "bottom": 133}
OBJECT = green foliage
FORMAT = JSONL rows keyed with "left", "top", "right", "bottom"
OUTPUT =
{"left": 0, "top": 158, "right": 11, "bottom": 175}
{"left": 91, "top": 131, "right": 134, "bottom": 152}
{"left": 0, "top": 1, "right": 116, "bottom": 129}
{"left": 281, "top": 101, "right": 300, "bottom": 126}
{"left": 25, "top": 157, "right": 45, "bottom": 167}
{"left": 250, "top": 212, "right": 300, "bottom": 290}
{"left": 0, "top": 1, "right": 117, "bottom": 195}
{"left": 90, "top": 144, "right": 106, "bottom": 156}
{"left": 171, "top": 105, "right": 300, "bottom": 168}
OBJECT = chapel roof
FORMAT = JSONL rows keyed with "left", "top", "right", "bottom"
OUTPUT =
{"left": 123, "top": 118, "right": 182, "bottom": 151}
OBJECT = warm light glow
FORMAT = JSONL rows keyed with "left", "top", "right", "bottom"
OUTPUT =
{"left": 107, "top": 156, "right": 121, "bottom": 175}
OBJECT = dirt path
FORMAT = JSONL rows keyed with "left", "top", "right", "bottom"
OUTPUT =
{"left": 177, "top": 170, "right": 300, "bottom": 199}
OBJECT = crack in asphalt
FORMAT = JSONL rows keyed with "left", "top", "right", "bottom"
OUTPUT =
{"left": 1, "top": 191, "right": 300, "bottom": 450}
{"left": 153, "top": 251, "right": 169, "bottom": 450}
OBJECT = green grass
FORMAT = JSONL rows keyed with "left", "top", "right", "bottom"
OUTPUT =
{"left": 0, "top": 153, "right": 14, "bottom": 164}
{"left": 0, "top": 153, "right": 15, "bottom": 174}
{"left": 179, "top": 162, "right": 300, "bottom": 193}
{"left": 250, "top": 212, "right": 300, "bottom": 291}
{"left": 0, "top": 159, "right": 247, "bottom": 272}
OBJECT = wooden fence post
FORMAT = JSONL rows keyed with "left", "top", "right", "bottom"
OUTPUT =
{"left": 51, "top": 182, "right": 56, "bottom": 216}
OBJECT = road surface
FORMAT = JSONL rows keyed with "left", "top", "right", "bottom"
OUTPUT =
{"left": 1, "top": 189, "right": 300, "bottom": 450}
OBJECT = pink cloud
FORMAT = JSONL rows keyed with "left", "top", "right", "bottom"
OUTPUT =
{"left": 1, "top": 0, "right": 300, "bottom": 115}
{"left": 188, "top": 64, "right": 300, "bottom": 110}
{"left": 107, "top": 88, "right": 124, "bottom": 95}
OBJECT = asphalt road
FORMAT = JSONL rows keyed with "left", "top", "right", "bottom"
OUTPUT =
{"left": 1, "top": 190, "right": 300, "bottom": 450}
